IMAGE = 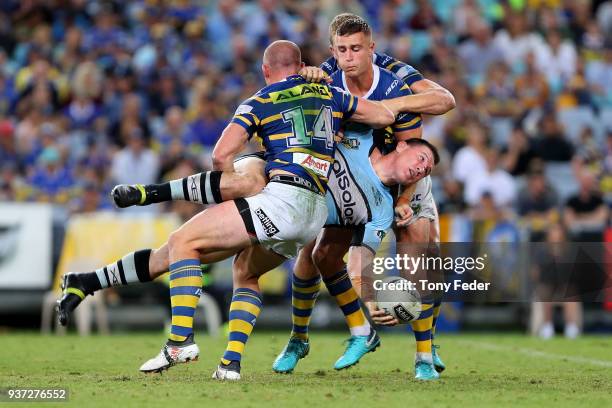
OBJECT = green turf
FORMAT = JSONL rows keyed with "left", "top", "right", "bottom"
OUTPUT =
{"left": 0, "top": 331, "right": 610, "bottom": 407}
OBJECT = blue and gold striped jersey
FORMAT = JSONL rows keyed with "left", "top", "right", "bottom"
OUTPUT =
{"left": 321, "top": 53, "right": 424, "bottom": 87}
{"left": 231, "top": 75, "right": 358, "bottom": 192}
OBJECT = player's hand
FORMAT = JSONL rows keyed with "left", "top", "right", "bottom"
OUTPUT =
{"left": 366, "top": 302, "right": 399, "bottom": 326}
{"left": 334, "top": 128, "right": 345, "bottom": 142}
{"left": 298, "top": 66, "right": 331, "bottom": 84}
{"left": 394, "top": 203, "right": 413, "bottom": 227}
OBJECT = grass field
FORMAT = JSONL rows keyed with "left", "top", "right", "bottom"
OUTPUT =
{"left": 1, "top": 331, "right": 611, "bottom": 407}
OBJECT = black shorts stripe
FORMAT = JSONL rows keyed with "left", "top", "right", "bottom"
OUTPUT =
{"left": 234, "top": 151, "right": 265, "bottom": 162}
{"left": 102, "top": 267, "right": 111, "bottom": 287}
{"left": 117, "top": 259, "right": 127, "bottom": 285}
{"left": 350, "top": 225, "right": 366, "bottom": 247}
{"left": 234, "top": 198, "right": 256, "bottom": 237}
{"left": 182, "top": 177, "right": 189, "bottom": 200}
{"left": 210, "top": 171, "right": 223, "bottom": 203}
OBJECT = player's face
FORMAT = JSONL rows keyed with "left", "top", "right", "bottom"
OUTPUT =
{"left": 395, "top": 143, "right": 434, "bottom": 185}
{"left": 332, "top": 32, "right": 374, "bottom": 78}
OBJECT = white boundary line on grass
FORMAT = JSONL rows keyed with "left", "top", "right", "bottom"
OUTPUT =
{"left": 457, "top": 340, "right": 612, "bottom": 368}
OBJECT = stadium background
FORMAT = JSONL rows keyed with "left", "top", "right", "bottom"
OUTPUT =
{"left": 0, "top": 0, "right": 611, "bottom": 338}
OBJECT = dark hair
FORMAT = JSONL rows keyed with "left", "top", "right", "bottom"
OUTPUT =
{"left": 334, "top": 15, "right": 371, "bottom": 40}
{"left": 404, "top": 138, "right": 440, "bottom": 165}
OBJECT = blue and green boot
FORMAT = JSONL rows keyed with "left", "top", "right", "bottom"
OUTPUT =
{"left": 272, "top": 338, "right": 310, "bottom": 373}
{"left": 334, "top": 329, "right": 381, "bottom": 370}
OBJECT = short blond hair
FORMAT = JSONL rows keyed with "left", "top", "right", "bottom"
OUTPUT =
{"left": 328, "top": 13, "right": 369, "bottom": 45}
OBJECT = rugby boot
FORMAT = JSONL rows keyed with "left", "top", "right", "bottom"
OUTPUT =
{"left": 139, "top": 334, "right": 199, "bottom": 373}
{"left": 56, "top": 273, "right": 89, "bottom": 326}
{"left": 212, "top": 360, "right": 241, "bottom": 380}
{"left": 272, "top": 338, "right": 310, "bottom": 373}
{"left": 414, "top": 359, "right": 440, "bottom": 381}
{"left": 334, "top": 329, "right": 381, "bottom": 370}
{"left": 432, "top": 344, "right": 446, "bottom": 373}
{"left": 111, "top": 184, "right": 146, "bottom": 208}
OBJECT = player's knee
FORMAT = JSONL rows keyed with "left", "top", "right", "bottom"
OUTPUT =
{"left": 168, "top": 229, "right": 193, "bottom": 253}
{"left": 312, "top": 244, "right": 343, "bottom": 274}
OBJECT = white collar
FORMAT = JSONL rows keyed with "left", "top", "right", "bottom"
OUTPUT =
{"left": 341, "top": 64, "right": 380, "bottom": 100}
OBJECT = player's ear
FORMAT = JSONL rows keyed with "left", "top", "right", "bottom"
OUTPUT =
{"left": 396, "top": 140, "right": 408, "bottom": 152}
{"left": 262, "top": 64, "right": 270, "bottom": 80}
{"left": 369, "top": 40, "right": 375, "bottom": 53}
{"left": 300, "top": 61, "right": 305, "bottom": 69}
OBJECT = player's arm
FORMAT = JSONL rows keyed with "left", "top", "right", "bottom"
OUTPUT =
{"left": 375, "top": 53, "right": 455, "bottom": 115}
{"left": 213, "top": 99, "right": 261, "bottom": 171}
{"left": 211, "top": 123, "right": 250, "bottom": 172}
{"left": 349, "top": 98, "right": 397, "bottom": 128}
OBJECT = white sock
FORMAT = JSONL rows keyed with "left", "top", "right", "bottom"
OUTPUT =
{"left": 415, "top": 352, "right": 433, "bottom": 364}
{"left": 350, "top": 322, "right": 371, "bottom": 337}
{"left": 564, "top": 323, "right": 580, "bottom": 339}
{"left": 539, "top": 322, "right": 554, "bottom": 339}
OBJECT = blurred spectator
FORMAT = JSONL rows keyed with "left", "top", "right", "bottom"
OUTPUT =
{"left": 563, "top": 170, "right": 609, "bottom": 241}
{"left": 515, "top": 52, "right": 550, "bottom": 114}
{"left": 536, "top": 29, "right": 577, "bottom": 88}
{"left": 408, "top": 0, "right": 441, "bottom": 31}
{"left": 110, "top": 127, "right": 159, "bottom": 187}
{"left": 464, "top": 148, "right": 517, "bottom": 207}
{"left": 451, "top": 122, "right": 489, "bottom": 184}
{"left": 533, "top": 222, "right": 582, "bottom": 340}
{"left": 439, "top": 178, "right": 467, "bottom": 214}
{"left": 108, "top": 92, "right": 150, "bottom": 147}
{"left": 500, "top": 127, "right": 540, "bottom": 176}
{"left": 533, "top": 114, "right": 574, "bottom": 162}
{"left": 458, "top": 20, "right": 504, "bottom": 77}
{"left": 493, "top": 12, "right": 546, "bottom": 67}
{"left": 28, "top": 145, "right": 76, "bottom": 204}
{"left": 585, "top": 44, "right": 612, "bottom": 106}
{"left": 517, "top": 164, "right": 559, "bottom": 241}
{"left": 452, "top": 0, "right": 483, "bottom": 41}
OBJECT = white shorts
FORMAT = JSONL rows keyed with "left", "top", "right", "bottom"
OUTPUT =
{"left": 236, "top": 180, "right": 327, "bottom": 258}
{"left": 406, "top": 176, "right": 438, "bottom": 226}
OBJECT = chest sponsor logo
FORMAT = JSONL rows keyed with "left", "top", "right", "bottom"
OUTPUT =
{"left": 333, "top": 159, "right": 357, "bottom": 224}
{"left": 255, "top": 208, "right": 279, "bottom": 238}
{"left": 294, "top": 153, "right": 331, "bottom": 177}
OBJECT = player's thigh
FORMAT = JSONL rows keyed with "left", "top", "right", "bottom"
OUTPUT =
{"left": 312, "top": 227, "right": 353, "bottom": 277}
{"left": 232, "top": 245, "right": 286, "bottom": 287}
{"left": 294, "top": 239, "right": 319, "bottom": 280}
{"left": 169, "top": 201, "right": 252, "bottom": 253}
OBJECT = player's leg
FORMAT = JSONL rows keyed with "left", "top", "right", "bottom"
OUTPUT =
{"left": 329, "top": 242, "right": 382, "bottom": 370}
{"left": 112, "top": 155, "right": 267, "bottom": 207}
{"left": 396, "top": 218, "right": 439, "bottom": 380}
{"left": 428, "top": 209, "right": 446, "bottom": 372}
{"left": 213, "top": 245, "right": 286, "bottom": 380}
{"left": 272, "top": 239, "right": 321, "bottom": 373}
{"left": 313, "top": 227, "right": 380, "bottom": 370}
{"left": 139, "top": 201, "right": 254, "bottom": 373}
{"left": 57, "top": 242, "right": 237, "bottom": 326}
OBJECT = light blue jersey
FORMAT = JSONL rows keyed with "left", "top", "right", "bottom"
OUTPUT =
{"left": 324, "top": 65, "right": 422, "bottom": 252}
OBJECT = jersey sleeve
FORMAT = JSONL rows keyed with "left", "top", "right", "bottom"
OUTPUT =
{"left": 320, "top": 56, "right": 338, "bottom": 77}
{"left": 374, "top": 53, "right": 424, "bottom": 86}
{"left": 329, "top": 85, "right": 358, "bottom": 120}
{"left": 230, "top": 98, "right": 261, "bottom": 140}
{"left": 388, "top": 82, "right": 422, "bottom": 132}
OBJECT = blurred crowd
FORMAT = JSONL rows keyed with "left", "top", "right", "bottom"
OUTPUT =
{"left": 0, "top": 0, "right": 611, "bottom": 242}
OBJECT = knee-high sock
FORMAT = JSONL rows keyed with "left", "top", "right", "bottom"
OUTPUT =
{"left": 431, "top": 299, "right": 442, "bottom": 340}
{"left": 77, "top": 249, "right": 153, "bottom": 294}
{"left": 291, "top": 274, "right": 321, "bottom": 340}
{"left": 142, "top": 171, "right": 223, "bottom": 205}
{"left": 221, "top": 288, "right": 263, "bottom": 364}
{"left": 168, "top": 259, "right": 202, "bottom": 342}
{"left": 324, "top": 269, "right": 370, "bottom": 336}
{"left": 411, "top": 302, "right": 434, "bottom": 359}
